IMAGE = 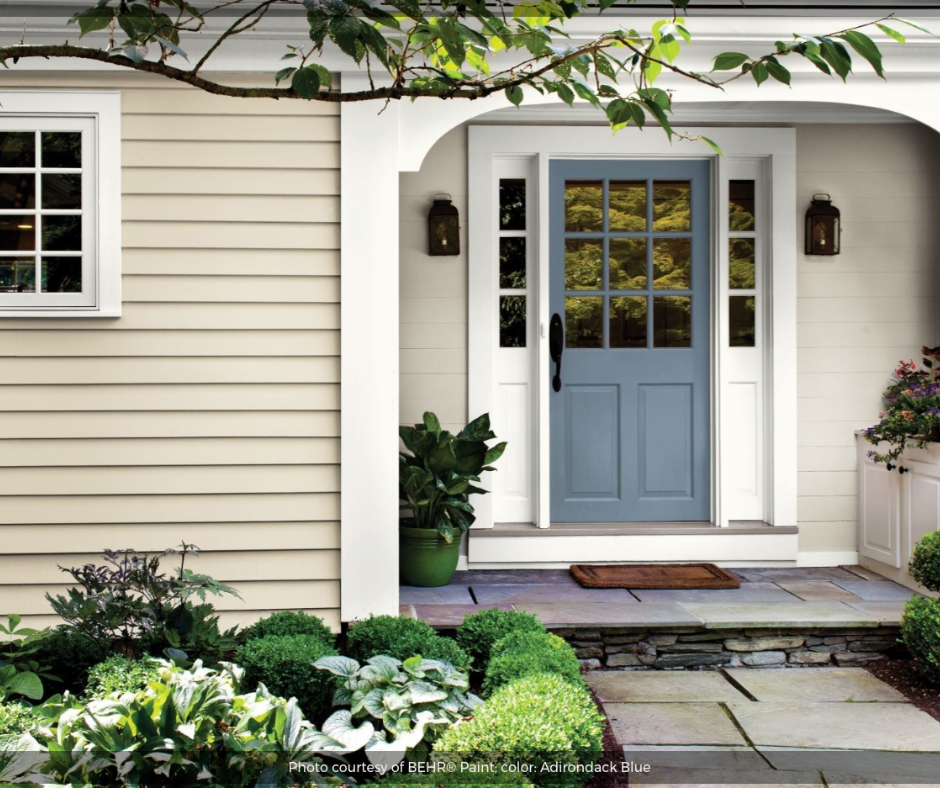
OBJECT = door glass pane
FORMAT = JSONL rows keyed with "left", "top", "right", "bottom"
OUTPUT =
{"left": 566, "top": 296, "right": 603, "bottom": 348}
{"left": 609, "top": 238, "right": 647, "bottom": 290}
{"left": 652, "top": 180, "right": 691, "bottom": 231}
{"left": 42, "top": 173, "right": 82, "bottom": 210}
{"left": 42, "top": 215, "right": 82, "bottom": 252}
{"left": 0, "top": 216, "right": 36, "bottom": 251}
{"left": 610, "top": 296, "right": 647, "bottom": 348}
{"left": 0, "top": 132, "right": 35, "bottom": 168}
{"left": 42, "top": 132, "right": 82, "bottom": 169}
{"left": 499, "top": 237, "right": 526, "bottom": 289}
{"left": 730, "top": 295, "right": 756, "bottom": 347}
{"left": 499, "top": 178, "right": 525, "bottom": 230}
{"left": 43, "top": 257, "right": 83, "bottom": 293}
{"left": 609, "top": 180, "right": 646, "bottom": 231}
{"left": 0, "top": 259, "right": 36, "bottom": 292}
{"left": 730, "top": 180, "right": 756, "bottom": 231}
{"left": 565, "top": 238, "right": 603, "bottom": 290}
{"left": 729, "top": 238, "right": 755, "bottom": 289}
{"left": 500, "top": 295, "right": 526, "bottom": 347}
{"left": 654, "top": 296, "right": 691, "bottom": 347}
{"left": 0, "top": 174, "right": 35, "bottom": 209}
{"left": 565, "top": 180, "right": 603, "bottom": 232}
{"left": 653, "top": 238, "right": 691, "bottom": 290}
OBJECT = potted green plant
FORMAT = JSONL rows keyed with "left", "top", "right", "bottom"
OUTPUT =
{"left": 399, "top": 412, "right": 506, "bottom": 587}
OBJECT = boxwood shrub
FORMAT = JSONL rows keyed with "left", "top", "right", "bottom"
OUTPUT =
{"left": 483, "top": 631, "right": 583, "bottom": 696}
{"left": 909, "top": 531, "right": 940, "bottom": 593}
{"left": 0, "top": 702, "right": 38, "bottom": 737}
{"left": 346, "top": 615, "right": 471, "bottom": 672}
{"left": 456, "top": 609, "right": 545, "bottom": 672}
{"left": 31, "top": 627, "right": 111, "bottom": 697}
{"left": 239, "top": 610, "right": 336, "bottom": 646}
{"left": 434, "top": 673, "right": 605, "bottom": 788}
{"left": 85, "top": 655, "right": 160, "bottom": 699}
{"left": 901, "top": 596, "right": 940, "bottom": 687}
{"left": 235, "top": 634, "right": 338, "bottom": 724}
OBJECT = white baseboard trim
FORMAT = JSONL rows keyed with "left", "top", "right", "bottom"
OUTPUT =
{"left": 456, "top": 555, "right": 469, "bottom": 572}
{"left": 797, "top": 551, "right": 859, "bottom": 567}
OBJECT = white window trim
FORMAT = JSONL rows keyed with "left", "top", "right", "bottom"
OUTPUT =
{"left": 0, "top": 91, "right": 121, "bottom": 318}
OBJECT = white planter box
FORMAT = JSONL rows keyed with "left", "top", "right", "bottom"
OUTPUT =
{"left": 857, "top": 433, "right": 940, "bottom": 594}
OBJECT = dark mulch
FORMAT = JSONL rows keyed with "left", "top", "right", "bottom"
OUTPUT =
{"left": 867, "top": 657, "right": 940, "bottom": 724}
{"left": 586, "top": 688, "right": 628, "bottom": 788}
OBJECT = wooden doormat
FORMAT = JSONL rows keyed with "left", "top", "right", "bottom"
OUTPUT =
{"left": 570, "top": 563, "right": 740, "bottom": 589}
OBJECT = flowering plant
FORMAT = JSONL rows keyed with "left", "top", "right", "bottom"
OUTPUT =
{"left": 865, "top": 346, "right": 940, "bottom": 464}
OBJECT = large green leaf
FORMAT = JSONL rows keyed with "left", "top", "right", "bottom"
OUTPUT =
{"left": 839, "top": 30, "right": 884, "bottom": 78}
{"left": 8, "top": 670, "right": 42, "bottom": 700}
{"left": 712, "top": 51, "right": 750, "bottom": 71}
{"left": 291, "top": 66, "right": 322, "bottom": 99}
{"left": 483, "top": 441, "right": 507, "bottom": 465}
{"left": 423, "top": 412, "right": 441, "bottom": 436}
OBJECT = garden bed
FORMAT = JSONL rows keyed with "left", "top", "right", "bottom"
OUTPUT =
{"left": 867, "top": 657, "right": 940, "bottom": 724}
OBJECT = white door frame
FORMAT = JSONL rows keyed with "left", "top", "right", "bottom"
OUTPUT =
{"left": 467, "top": 126, "right": 797, "bottom": 532}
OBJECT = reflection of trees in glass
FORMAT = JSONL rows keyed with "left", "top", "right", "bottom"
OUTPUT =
{"left": 0, "top": 260, "right": 36, "bottom": 292}
{"left": 653, "top": 238, "right": 690, "bottom": 289}
{"left": 564, "top": 182, "right": 602, "bottom": 231}
{"left": 42, "top": 132, "right": 82, "bottom": 168}
{"left": 730, "top": 295, "right": 755, "bottom": 347}
{"left": 565, "top": 296, "right": 602, "bottom": 348}
{"left": 43, "top": 257, "right": 82, "bottom": 293}
{"left": 499, "top": 237, "right": 526, "bottom": 289}
{"left": 610, "top": 296, "right": 647, "bottom": 348}
{"left": 654, "top": 296, "right": 691, "bottom": 347}
{"left": 610, "top": 238, "right": 646, "bottom": 289}
{"left": 0, "top": 132, "right": 35, "bottom": 168}
{"left": 609, "top": 182, "right": 646, "bottom": 231}
{"left": 729, "top": 181, "right": 756, "bottom": 231}
{"left": 42, "top": 215, "right": 81, "bottom": 252}
{"left": 729, "top": 238, "right": 755, "bottom": 289}
{"left": 653, "top": 182, "right": 691, "bottom": 231}
{"left": 500, "top": 295, "right": 526, "bottom": 347}
{"left": 565, "top": 239, "right": 603, "bottom": 290}
{"left": 42, "top": 174, "right": 82, "bottom": 210}
{"left": 0, "top": 174, "right": 35, "bottom": 210}
{"left": 499, "top": 179, "right": 525, "bottom": 230}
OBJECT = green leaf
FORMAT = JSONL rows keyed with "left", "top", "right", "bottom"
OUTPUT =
{"left": 275, "top": 66, "right": 297, "bottom": 86}
{"left": 555, "top": 82, "right": 575, "bottom": 106}
{"left": 423, "top": 412, "right": 441, "bottom": 436}
{"left": 154, "top": 35, "right": 188, "bottom": 61}
{"left": 70, "top": 6, "right": 117, "bottom": 37}
{"left": 329, "top": 15, "right": 363, "bottom": 60}
{"left": 571, "top": 81, "right": 600, "bottom": 108}
{"left": 712, "top": 52, "right": 750, "bottom": 71}
{"left": 750, "top": 62, "right": 769, "bottom": 86}
{"left": 765, "top": 59, "right": 791, "bottom": 85}
{"left": 505, "top": 85, "right": 524, "bottom": 106}
{"left": 291, "top": 66, "right": 322, "bottom": 99}
{"left": 896, "top": 18, "right": 935, "bottom": 37}
{"left": 700, "top": 136, "right": 723, "bottom": 156}
{"left": 819, "top": 38, "right": 852, "bottom": 81}
{"left": 839, "top": 30, "right": 884, "bottom": 78}
{"left": 8, "top": 671, "right": 42, "bottom": 700}
{"left": 483, "top": 441, "right": 507, "bottom": 465}
{"left": 876, "top": 24, "right": 906, "bottom": 45}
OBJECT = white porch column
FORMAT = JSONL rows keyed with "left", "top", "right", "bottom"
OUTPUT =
{"left": 340, "top": 74, "right": 401, "bottom": 620}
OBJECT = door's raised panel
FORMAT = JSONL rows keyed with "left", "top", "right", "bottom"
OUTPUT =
{"left": 566, "top": 385, "right": 619, "bottom": 500}
{"left": 902, "top": 460, "right": 940, "bottom": 567}
{"left": 639, "top": 384, "right": 693, "bottom": 499}
{"left": 858, "top": 455, "right": 901, "bottom": 567}
{"left": 496, "top": 383, "right": 530, "bottom": 500}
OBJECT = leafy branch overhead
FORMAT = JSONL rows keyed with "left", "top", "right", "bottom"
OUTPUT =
{"left": 0, "top": 0, "right": 933, "bottom": 138}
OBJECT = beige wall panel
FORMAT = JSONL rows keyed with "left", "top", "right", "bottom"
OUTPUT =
{"left": 123, "top": 168, "right": 340, "bottom": 197}
{"left": 400, "top": 298, "right": 467, "bottom": 323}
{"left": 797, "top": 321, "right": 936, "bottom": 348}
{"left": 122, "top": 249, "right": 340, "bottom": 277}
{"left": 123, "top": 221, "right": 340, "bottom": 250}
{"left": 0, "top": 411, "right": 340, "bottom": 439}
{"left": 1, "top": 522, "right": 340, "bottom": 554}
{"left": 798, "top": 471, "right": 857, "bottom": 497}
{"left": 797, "top": 446, "right": 858, "bottom": 473}
{"left": 10, "top": 330, "right": 340, "bottom": 357}
{"left": 0, "top": 357, "right": 339, "bottom": 385}
{"left": 400, "top": 349, "right": 469, "bottom": 375}
{"left": 123, "top": 275, "right": 339, "bottom": 303}
{"left": 123, "top": 195, "right": 340, "bottom": 224}
{"left": 2, "top": 438, "right": 339, "bottom": 467}
{"left": 798, "top": 420, "right": 868, "bottom": 447}
{"left": 797, "top": 347, "right": 930, "bottom": 373}
{"left": 797, "top": 296, "right": 936, "bottom": 324}
{"left": 120, "top": 88, "right": 339, "bottom": 116}
{"left": 123, "top": 141, "right": 340, "bottom": 169}
{"left": 400, "top": 323, "right": 466, "bottom": 350}
{"left": 123, "top": 114, "right": 340, "bottom": 142}
{"left": 1, "top": 384, "right": 340, "bottom": 412}
{"left": 798, "top": 272, "right": 935, "bottom": 299}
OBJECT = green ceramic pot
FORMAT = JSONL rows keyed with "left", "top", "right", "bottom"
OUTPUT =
{"left": 399, "top": 525, "right": 461, "bottom": 587}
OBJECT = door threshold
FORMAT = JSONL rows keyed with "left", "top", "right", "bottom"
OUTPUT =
{"left": 474, "top": 521, "right": 795, "bottom": 537}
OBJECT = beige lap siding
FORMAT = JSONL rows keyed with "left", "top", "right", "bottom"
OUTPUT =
{"left": 0, "top": 72, "right": 340, "bottom": 630}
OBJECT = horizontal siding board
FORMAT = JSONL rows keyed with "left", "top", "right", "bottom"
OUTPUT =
{"left": 122, "top": 276, "right": 340, "bottom": 304}
{"left": 123, "top": 141, "right": 340, "bottom": 169}
{"left": 1, "top": 438, "right": 340, "bottom": 467}
{"left": 798, "top": 322, "right": 936, "bottom": 348}
{"left": 123, "top": 168, "right": 340, "bottom": 196}
{"left": 122, "top": 249, "right": 340, "bottom": 278}
{"left": 123, "top": 115, "right": 340, "bottom": 142}
{"left": 123, "top": 221, "right": 340, "bottom": 250}
{"left": 0, "top": 465, "right": 339, "bottom": 496}
{"left": 123, "top": 195, "right": 340, "bottom": 224}
{"left": 0, "top": 493, "right": 340, "bottom": 525}
{"left": 0, "top": 522, "right": 340, "bottom": 554}
{"left": 797, "top": 297, "right": 936, "bottom": 324}
{"left": 1, "top": 384, "right": 340, "bottom": 412}
{"left": 121, "top": 89, "right": 339, "bottom": 116}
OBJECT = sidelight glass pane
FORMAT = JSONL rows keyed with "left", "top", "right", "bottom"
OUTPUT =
{"left": 42, "top": 173, "right": 82, "bottom": 210}
{"left": 499, "top": 178, "right": 526, "bottom": 230}
{"left": 729, "top": 180, "right": 756, "bottom": 231}
{"left": 565, "top": 238, "right": 603, "bottom": 290}
{"left": 42, "top": 257, "right": 82, "bottom": 293}
{"left": 608, "top": 180, "right": 647, "bottom": 231}
{"left": 565, "top": 180, "right": 603, "bottom": 232}
{"left": 0, "top": 258, "right": 36, "bottom": 292}
{"left": 653, "top": 238, "right": 691, "bottom": 290}
{"left": 42, "top": 132, "right": 82, "bottom": 169}
{"left": 609, "top": 238, "right": 647, "bottom": 290}
{"left": 0, "top": 132, "right": 35, "bottom": 168}
{"left": 42, "top": 215, "right": 81, "bottom": 251}
{"left": 0, "top": 173, "right": 35, "bottom": 209}
{"left": 729, "top": 238, "right": 755, "bottom": 289}
{"left": 565, "top": 296, "right": 603, "bottom": 348}
{"left": 499, "top": 295, "right": 526, "bottom": 347}
{"left": 730, "top": 295, "right": 756, "bottom": 347}
{"left": 499, "top": 237, "right": 526, "bottom": 289}
{"left": 610, "top": 296, "right": 648, "bottom": 348}
{"left": 654, "top": 296, "right": 691, "bottom": 348}
{"left": 652, "top": 180, "right": 691, "bottom": 231}
{"left": 0, "top": 216, "right": 36, "bottom": 251}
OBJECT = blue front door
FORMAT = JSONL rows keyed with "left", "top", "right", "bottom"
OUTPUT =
{"left": 549, "top": 160, "right": 711, "bottom": 523}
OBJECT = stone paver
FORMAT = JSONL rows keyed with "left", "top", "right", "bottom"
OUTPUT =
{"left": 606, "top": 702, "right": 746, "bottom": 746}
{"left": 727, "top": 701, "right": 940, "bottom": 752}
{"left": 843, "top": 600, "right": 909, "bottom": 626}
{"left": 832, "top": 580, "right": 916, "bottom": 601}
{"left": 733, "top": 567, "right": 859, "bottom": 583}
{"left": 841, "top": 564, "right": 889, "bottom": 581}
{"left": 513, "top": 601, "right": 702, "bottom": 627}
{"left": 412, "top": 603, "right": 511, "bottom": 627}
{"left": 450, "top": 569, "right": 575, "bottom": 585}
{"left": 776, "top": 581, "right": 863, "bottom": 602}
{"left": 399, "top": 585, "right": 474, "bottom": 605}
{"left": 762, "top": 749, "right": 940, "bottom": 783}
{"left": 725, "top": 668, "right": 908, "bottom": 703}
{"left": 472, "top": 583, "right": 635, "bottom": 604}
{"left": 677, "top": 602, "right": 877, "bottom": 629}
{"left": 588, "top": 671, "right": 748, "bottom": 703}
{"left": 625, "top": 745, "right": 770, "bottom": 773}
{"left": 631, "top": 582, "right": 795, "bottom": 604}
{"left": 630, "top": 767, "right": 823, "bottom": 788}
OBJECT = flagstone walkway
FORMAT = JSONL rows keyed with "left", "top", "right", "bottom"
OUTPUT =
{"left": 588, "top": 668, "right": 940, "bottom": 786}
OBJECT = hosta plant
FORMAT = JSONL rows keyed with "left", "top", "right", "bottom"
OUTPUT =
{"left": 0, "top": 616, "right": 55, "bottom": 703}
{"left": 400, "top": 412, "right": 506, "bottom": 543}
{"left": 314, "top": 654, "right": 481, "bottom": 766}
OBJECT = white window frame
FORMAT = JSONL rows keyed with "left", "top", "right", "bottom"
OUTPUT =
{"left": 0, "top": 92, "right": 121, "bottom": 318}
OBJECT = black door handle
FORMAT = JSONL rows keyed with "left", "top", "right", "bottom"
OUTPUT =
{"left": 550, "top": 313, "right": 564, "bottom": 392}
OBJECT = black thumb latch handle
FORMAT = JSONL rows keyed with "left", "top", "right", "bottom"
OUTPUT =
{"left": 549, "top": 313, "right": 564, "bottom": 392}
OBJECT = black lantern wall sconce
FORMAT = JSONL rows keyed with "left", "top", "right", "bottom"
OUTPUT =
{"left": 805, "top": 193, "right": 841, "bottom": 256}
{"left": 428, "top": 193, "right": 460, "bottom": 256}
